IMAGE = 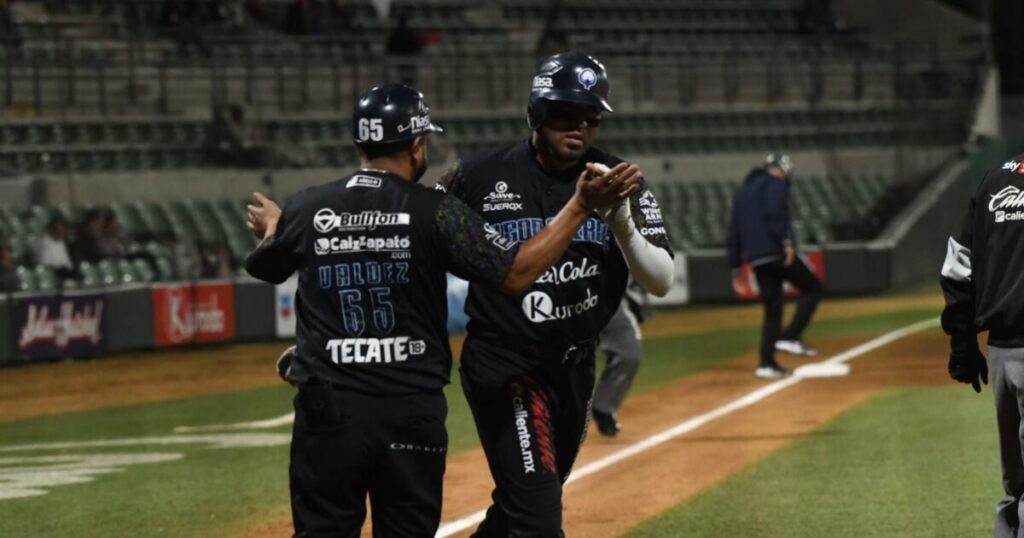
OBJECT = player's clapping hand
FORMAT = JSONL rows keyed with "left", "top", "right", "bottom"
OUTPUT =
{"left": 576, "top": 162, "right": 641, "bottom": 212}
{"left": 247, "top": 192, "right": 282, "bottom": 240}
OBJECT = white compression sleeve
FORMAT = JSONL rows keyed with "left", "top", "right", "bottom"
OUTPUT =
{"left": 600, "top": 200, "right": 674, "bottom": 297}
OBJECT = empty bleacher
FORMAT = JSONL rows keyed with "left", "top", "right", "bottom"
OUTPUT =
{"left": 652, "top": 172, "right": 896, "bottom": 251}
{"left": 0, "top": 103, "right": 970, "bottom": 174}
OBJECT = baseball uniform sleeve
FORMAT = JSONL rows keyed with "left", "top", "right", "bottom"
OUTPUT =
{"left": 940, "top": 175, "right": 981, "bottom": 350}
{"left": 628, "top": 182, "right": 673, "bottom": 257}
{"left": 435, "top": 195, "right": 518, "bottom": 290}
{"left": 244, "top": 198, "right": 304, "bottom": 284}
{"left": 434, "top": 159, "right": 464, "bottom": 196}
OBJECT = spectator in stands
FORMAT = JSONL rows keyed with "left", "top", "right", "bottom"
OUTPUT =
{"left": 162, "top": 0, "right": 212, "bottom": 56}
{"left": 163, "top": 235, "right": 201, "bottom": 281}
{"left": 386, "top": 14, "right": 423, "bottom": 87}
{"left": 0, "top": 237, "right": 17, "bottom": 293}
{"left": 33, "top": 214, "right": 77, "bottom": 280}
{"left": 208, "top": 104, "right": 264, "bottom": 167}
{"left": 199, "top": 243, "right": 234, "bottom": 279}
{"left": 284, "top": 0, "right": 313, "bottom": 35}
{"left": 0, "top": 0, "right": 19, "bottom": 49}
{"left": 71, "top": 209, "right": 107, "bottom": 265}
{"left": 263, "top": 123, "right": 316, "bottom": 169}
{"left": 99, "top": 210, "right": 128, "bottom": 259}
{"left": 535, "top": 0, "right": 568, "bottom": 58}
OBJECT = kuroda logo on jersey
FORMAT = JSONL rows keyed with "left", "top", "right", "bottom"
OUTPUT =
{"left": 521, "top": 289, "right": 600, "bottom": 323}
{"left": 313, "top": 208, "right": 411, "bottom": 233}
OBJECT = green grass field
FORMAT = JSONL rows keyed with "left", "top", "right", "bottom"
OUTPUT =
{"left": 0, "top": 304, "right": 963, "bottom": 537}
{"left": 627, "top": 386, "right": 999, "bottom": 537}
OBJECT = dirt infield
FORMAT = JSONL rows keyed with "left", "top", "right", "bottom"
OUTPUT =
{"left": 0, "top": 292, "right": 941, "bottom": 423}
{"left": 241, "top": 325, "right": 948, "bottom": 538}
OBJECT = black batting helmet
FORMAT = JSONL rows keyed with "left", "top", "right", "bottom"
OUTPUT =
{"left": 352, "top": 84, "right": 443, "bottom": 145}
{"left": 527, "top": 52, "right": 613, "bottom": 130}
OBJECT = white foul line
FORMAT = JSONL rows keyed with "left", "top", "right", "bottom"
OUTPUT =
{"left": 434, "top": 317, "right": 940, "bottom": 537}
{"left": 173, "top": 412, "right": 295, "bottom": 433}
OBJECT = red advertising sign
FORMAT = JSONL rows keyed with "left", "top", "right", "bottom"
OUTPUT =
{"left": 152, "top": 282, "right": 236, "bottom": 346}
{"left": 733, "top": 250, "right": 826, "bottom": 300}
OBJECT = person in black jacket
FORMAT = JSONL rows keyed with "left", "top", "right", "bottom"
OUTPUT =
{"left": 244, "top": 83, "right": 638, "bottom": 538}
{"left": 940, "top": 154, "right": 1024, "bottom": 538}
{"left": 727, "top": 154, "right": 823, "bottom": 378}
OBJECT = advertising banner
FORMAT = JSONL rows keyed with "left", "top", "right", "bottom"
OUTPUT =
{"left": 275, "top": 275, "right": 298, "bottom": 338}
{"left": 12, "top": 292, "right": 106, "bottom": 360}
{"left": 732, "top": 249, "right": 826, "bottom": 300}
{"left": 152, "top": 282, "right": 236, "bottom": 346}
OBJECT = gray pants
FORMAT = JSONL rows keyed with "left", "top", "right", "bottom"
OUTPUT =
{"left": 593, "top": 300, "right": 643, "bottom": 415}
{"left": 991, "top": 346, "right": 1024, "bottom": 538}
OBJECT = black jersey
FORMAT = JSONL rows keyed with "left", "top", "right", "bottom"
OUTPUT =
{"left": 441, "top": 139, "right": 672, "bottom": 353}
{"left": 245, "top": 169, "right": 518, "bottom": 395}
{"left": 941, "top": 154, "right": 1024, "bottom": 348}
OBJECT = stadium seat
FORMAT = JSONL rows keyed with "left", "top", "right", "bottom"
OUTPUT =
{"left": 33, "top": 266, "right": 58, "bottom": 291}
{"left": 15, "top": 266, "right": 37, "bottom": 292}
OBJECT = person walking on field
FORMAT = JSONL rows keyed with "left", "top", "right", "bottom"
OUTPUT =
{"left": 727, "top": 153, "right": 823, "bottom": 379}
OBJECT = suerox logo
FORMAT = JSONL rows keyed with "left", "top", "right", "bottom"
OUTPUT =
{"left": 313, "top": 209, "right": 410, "bottom": 233}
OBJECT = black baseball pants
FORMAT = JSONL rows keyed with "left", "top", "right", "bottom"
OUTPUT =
{"left": 460, "top": 337, "right": 596, "bottom": 538}
{"left": 753, "top": 257, "right": 823, "bottom": 366}
{"left": 289, "top": 384, "right": 448, "bottom": 538}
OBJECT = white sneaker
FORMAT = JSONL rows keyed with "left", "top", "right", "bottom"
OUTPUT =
{"left": 755, "top": 364, "right": 792, "bottom": 379}
{"left": 775, "top": 340, "right": 817, "bottom": 356}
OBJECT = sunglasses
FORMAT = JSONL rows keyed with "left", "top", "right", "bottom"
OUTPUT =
{"left": 545, "top": 109, "right": 602, "bottom": 130}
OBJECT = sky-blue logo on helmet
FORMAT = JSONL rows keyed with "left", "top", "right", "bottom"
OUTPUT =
{"left": 578, "top": 68, "right": 597, "bottom": 90}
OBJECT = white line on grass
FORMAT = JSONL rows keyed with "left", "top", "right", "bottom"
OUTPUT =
{"left": 434, "top": 317, "right": 940, "bottom": 538}
{"left": 173, "top": 412, "right": 295, "bottom": 433}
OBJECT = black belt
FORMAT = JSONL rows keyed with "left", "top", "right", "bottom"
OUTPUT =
{"left": 473, "top": 331, "right": 596, "bottom": 366}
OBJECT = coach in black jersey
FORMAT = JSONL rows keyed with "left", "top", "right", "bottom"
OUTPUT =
{"left": 439, "top": 52, "right": 675, "bottom": 537}
{"left": 941, "top": 154, "right": 1024, "bottom": 538}
{"left": 244, "top": 84, "right": 638, "bottom": 538}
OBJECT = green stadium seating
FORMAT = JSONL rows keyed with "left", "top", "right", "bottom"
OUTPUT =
{"left": 33, "top": 266, "right": 58, "bottom": 291}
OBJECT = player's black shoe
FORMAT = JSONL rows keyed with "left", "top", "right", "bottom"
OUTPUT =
{"left": 593, "top": 409, "right": 621, "bottom": 438}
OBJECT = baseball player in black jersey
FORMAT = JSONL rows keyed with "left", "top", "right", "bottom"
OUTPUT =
{"left": 941, "top": 153, "right": 1024, "bottom": 538}
{"left": 244, "top": 84, "right": 639, "bottom": 538}
{"left": 438, "top": 52, "right": 675, "bottom": 537}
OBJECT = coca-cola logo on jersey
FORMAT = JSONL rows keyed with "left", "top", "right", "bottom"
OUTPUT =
{"left": 535, "top": 258, "right": 601, "bottom": 285}
{"left": 18, "top": 300, "right": 103, "bottom": 350}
